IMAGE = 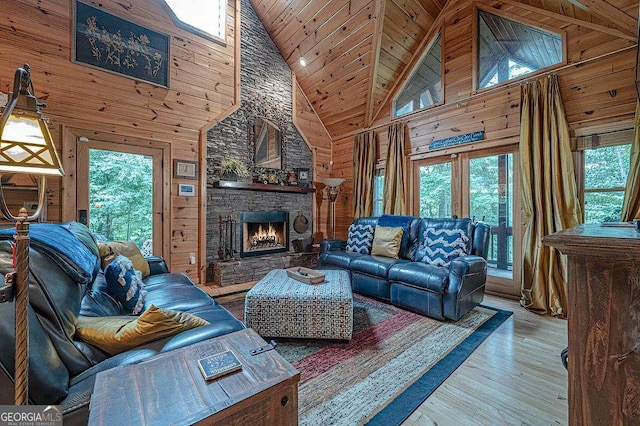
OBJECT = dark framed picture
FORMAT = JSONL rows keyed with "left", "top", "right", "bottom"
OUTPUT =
{"left": 295, "top": 168, "right": 310, "bottom": 185}
{"left": 73, "top": 1, "right": 170, "bottom": 87}
{"left": 173, "top": 160, "right": 198, "bottom": 180}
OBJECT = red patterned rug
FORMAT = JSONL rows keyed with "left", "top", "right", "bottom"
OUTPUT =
{"left": 219, "top": 292, "right": 511, "bottom": 425}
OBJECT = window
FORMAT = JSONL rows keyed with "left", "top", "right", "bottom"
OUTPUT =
{"left": 469, "top": 153, "right": 513, "bottom": 273}
{"left": 477, "top": 10, "right": 562, "bottom": 89}
{"left": 393, "top": 33, "right": 442, "bottom": 116}
{"left": 582, "top": 143, "right": 631, "bottom": 223}
{"left": 373, "top": 172, "right": 384, "bottom": 216}
{"left": 163, "top": 0, "right": 226, "bottom": 42}
{"left": 416, "top": 160, "right": 452, "bottom": 218}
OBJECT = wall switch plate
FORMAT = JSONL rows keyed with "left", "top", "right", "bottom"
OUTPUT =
{"left": 189, "top": 253, "right": 196, "bottom": 264}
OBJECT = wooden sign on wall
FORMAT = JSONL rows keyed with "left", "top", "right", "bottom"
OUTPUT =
{"left": 73, "top": 1, "right": 170, "bottom": 87}
{"left": 429, "top": 131, "right": 484, "bottom": 151}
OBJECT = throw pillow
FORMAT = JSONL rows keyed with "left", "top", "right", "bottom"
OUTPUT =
{"left": 420, "top": 228, "right": 469, "bottom": 267}
{"left": 104, "top": 255, "right": 147, "bottom": 315}
{"left": 99, "top": 241, "right": 150, "bottom": 278}
{"left": 75, "top": 305, "right": 209, "bottom": 355}
{"left": 345, "top": 223, "right": 375, "bottom": 254}
{"left": 371, "top": 226, "right": 404, "bottom": 258}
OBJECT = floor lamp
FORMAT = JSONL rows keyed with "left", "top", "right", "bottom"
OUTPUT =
{"left": 0, "top": 64, "right": 65, "bottom": 405}
{"left": 321, "top": 178, "right": 345, "bottom": 240}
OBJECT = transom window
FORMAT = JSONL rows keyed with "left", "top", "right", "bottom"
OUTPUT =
{"left": 393, "top": 33, "right": 442, "bottom": 117}
{"left": 477, "top": 10, "right": 562, "bottom": 89}
{"left": 163, "top": 0, "right": 226, "bottom": 42}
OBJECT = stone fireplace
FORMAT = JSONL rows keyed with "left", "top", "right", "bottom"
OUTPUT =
{"left": 240, "top": 211, "right": 289, "bottom": 257}
{"left": 204, "top": 0, "right": 314, "bottom": 284}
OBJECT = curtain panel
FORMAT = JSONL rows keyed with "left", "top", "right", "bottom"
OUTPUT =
{"left": 383, "top": 122, "right": 407, "bottom": 215}
{"left": 621, "top": 100, "right": 640, "bottom": 221}
{"left": 519, "top": 74, "right": 581, "bottom": 318}
{"left": 352, "top": 130, "right": 377, "bottom": 218}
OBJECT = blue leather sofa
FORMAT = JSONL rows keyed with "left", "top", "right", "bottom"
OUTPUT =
{"left": 319, "top": 215, "right": 491, "bottom": 321}
{"left": 0, "top": 222, "right": 244, "bottom": 425}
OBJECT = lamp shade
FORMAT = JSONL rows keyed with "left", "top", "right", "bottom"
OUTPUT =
{"left": 0, "top": 65, "right": 64, "bottom": 176}
{"left": 320, "top": 178, "right": 345, "bottom": 188}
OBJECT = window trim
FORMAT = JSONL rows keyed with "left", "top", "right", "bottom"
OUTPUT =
{"left": 392, "top": 28, "right": 444, "bottom": 118}
{"left": 472, "top": 4, "right": 567, "bottom": 93}
{"left": 161, "top": 0, "right": 227, "bottom": 46}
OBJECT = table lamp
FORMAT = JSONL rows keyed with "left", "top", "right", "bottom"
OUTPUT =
{"left": 321, "top": 178, "right": 345, "bottom": 239}
{"left": 0, "top": 64, "right": 65, "bottom": 405}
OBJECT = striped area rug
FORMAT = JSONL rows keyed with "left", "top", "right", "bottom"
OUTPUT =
{"left": 220, "top": 293, "right": 512, "bottom": 425}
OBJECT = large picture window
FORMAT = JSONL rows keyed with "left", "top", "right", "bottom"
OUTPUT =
{"left": 393, "top": 33, "right": 442, "bottom": 117}
{"left": 477, "top": 9, "right": 562, "bottom": 89}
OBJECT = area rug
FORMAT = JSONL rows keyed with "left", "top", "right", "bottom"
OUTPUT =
{"left": 220, "top": 293, "right": 512, "bottom": 425}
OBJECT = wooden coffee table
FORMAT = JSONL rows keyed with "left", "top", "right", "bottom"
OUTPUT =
{"left": 88, "top": 328, "right": 299, "bottom": 425}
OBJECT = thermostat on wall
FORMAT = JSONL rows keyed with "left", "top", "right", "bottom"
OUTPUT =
{"left": 179, "top": 184, "right": 195, "bottom": 196}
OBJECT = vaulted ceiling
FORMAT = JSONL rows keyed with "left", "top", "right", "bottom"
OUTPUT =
{"left": 250, "top": 0, "right": 639, "bottom": 139}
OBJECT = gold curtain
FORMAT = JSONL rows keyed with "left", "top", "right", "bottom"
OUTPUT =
{"left": 621, "top": 101, "right": 640, "bottom": 221}
{"left": 383, "top": 122, "right": 407, "bottom": 215}
{"left": 519, "top": 74, "right": 581, "bottom": 318}
{"left": 352, "top": 130, "right": 377, "bottom": 218}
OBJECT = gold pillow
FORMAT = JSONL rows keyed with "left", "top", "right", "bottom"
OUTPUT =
{"left": 99, "top": 241, "right": 150, "bottom": 278}
{"left": 371, "top": 226, "right": 404, "bottom": 258}
{"left": 75, "top": 305, "right": 209, "bottom": 355}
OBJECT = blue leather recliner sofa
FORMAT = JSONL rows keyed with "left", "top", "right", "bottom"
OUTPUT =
{"left": 319, "top": 215, "right": 491, "bottom": 321}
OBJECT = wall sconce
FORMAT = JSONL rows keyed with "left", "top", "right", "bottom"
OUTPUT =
{"left": 321, "top": 178, "right": 345, "bottom": 240}
{"left": 0, "top": 64, "right": 64, "bottom": 405}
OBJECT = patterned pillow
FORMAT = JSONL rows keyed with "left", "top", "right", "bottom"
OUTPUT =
{"left": 104, "top": 255, "right": 147, "bottom": 315}
{"left": 420, "top": 228, "right": 469, "bottom": 267}
{"left": 345, "top": 224, "right": 375, "bottom": 254}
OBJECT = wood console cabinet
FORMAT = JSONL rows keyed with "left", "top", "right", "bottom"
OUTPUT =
{"left": 543, "top": 224, "right": 640, "bottom": 425}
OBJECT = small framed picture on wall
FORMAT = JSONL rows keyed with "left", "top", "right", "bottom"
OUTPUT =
{"left": 295, "top": 168, "right": 310, "bottom": 186}
{"left": 174, "top": 160, "right": 198, "bottom": 180}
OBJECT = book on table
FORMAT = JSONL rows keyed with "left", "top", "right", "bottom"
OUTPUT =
{"left": 198, "top": 350, "right": 242, "bottom": 381}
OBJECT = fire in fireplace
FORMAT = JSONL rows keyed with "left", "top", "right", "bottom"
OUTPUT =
{"left": 240, "top": 211, "right": 289, "bottom": 257}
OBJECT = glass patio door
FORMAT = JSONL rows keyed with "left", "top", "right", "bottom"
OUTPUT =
{"left": 77, "top": 140, "right": 164, "bottom": 256}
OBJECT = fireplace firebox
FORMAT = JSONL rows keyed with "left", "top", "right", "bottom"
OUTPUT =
{"left": 240, "top": 211, "right": 289, "bottom": 257}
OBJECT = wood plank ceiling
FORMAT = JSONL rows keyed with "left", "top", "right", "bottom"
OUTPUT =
{"left": 250, "top": 0, "right": 639, "bottom": 140}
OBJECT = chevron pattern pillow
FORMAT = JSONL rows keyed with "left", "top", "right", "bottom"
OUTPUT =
{"left": 345, "top": 224, "right": 375, "bottom": 254}
{"left": 420, "top": 228, "right": 469, "bottom": 267}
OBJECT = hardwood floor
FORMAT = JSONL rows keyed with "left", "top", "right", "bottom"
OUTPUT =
{"left": 403, "top": 295, "right": 568, "bottom": 426}
{"left": 213, "top": 289, "right": 568, "bottom": 425}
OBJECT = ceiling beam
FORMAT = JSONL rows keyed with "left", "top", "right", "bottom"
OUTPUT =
{"left": 365, "top": 0, "right": 387, "bottom": 127}
{"left": 496, "top": 0, "right": 636, "bottom": 41}
{"left": 576, "top": 0, "right": 638, "bottom": 33}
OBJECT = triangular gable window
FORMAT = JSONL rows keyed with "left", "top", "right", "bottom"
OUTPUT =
{"left": 393, "top": 33, "right": 442, "bottom": 117}
{"left": 478, "top": 10, "right": 562, "bottom": 89}
{"left": 163, "top": 0, "right": 226, "bottom": 42}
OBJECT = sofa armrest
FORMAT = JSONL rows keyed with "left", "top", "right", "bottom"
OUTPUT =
{"left": 444, "top": 255, "right": 488, "bottom": 320}
{"left": 449, "top": 255, "right": 486, "bottom": 278}
{"left": 145, "top": 256, "right": 169, "bottom": 275}
{"left": 320, "top": 239, "right": 347, "bottom": 253}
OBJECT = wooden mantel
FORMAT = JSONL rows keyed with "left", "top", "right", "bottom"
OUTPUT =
{"left": 543, "top": 224, "right": 640, "bottom": 426}
{"left": 212, "top": 180, "right": 316, "bottom": 194}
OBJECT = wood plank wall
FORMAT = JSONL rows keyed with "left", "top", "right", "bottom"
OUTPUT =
{"left": 292, "top": 79, "right": 333, "bottom": 241}
{"left": 331, "top": 0, "right": 638, "bottom": 242}
{"left": 0, "top": 0, "right": 240, "bottom": 283}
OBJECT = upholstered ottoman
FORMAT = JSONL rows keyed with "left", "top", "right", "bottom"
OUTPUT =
{"left": 244, "top": 269, "right": 353, "bottom": 340}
